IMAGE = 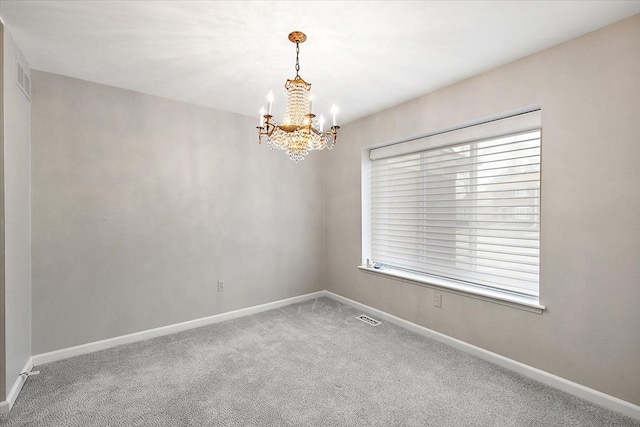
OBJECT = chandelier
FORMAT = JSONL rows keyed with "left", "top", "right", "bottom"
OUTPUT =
{"left": 257, "top": 31, "right": 339, "bottom": 162}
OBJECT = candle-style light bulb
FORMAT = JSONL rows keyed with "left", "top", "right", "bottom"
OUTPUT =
{"left": 331, "top": 105, "right": 338, "bottom": 126}
{"left": 309, "top": 95, "right": 313, "bottom": 114}
{"left": 319, "top": 115, "right": 325, "bottom": 132}
{"left": 267, "top": 91, "right": 274, "bottom": 115}
{"left": 259, "top": 107, "right": 265, "bottom": 127}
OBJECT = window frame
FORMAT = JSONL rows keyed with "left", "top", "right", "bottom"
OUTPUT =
{"left": 361, "top": 109, "right": 545, "bottom": 313}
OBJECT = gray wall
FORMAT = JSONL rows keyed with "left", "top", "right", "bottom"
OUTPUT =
{"left": 0, "top": 20, "right": 5, "bottom": 402}
{"left": 3, "top": 26, "right": 31, "bottom": 399}
{"left": 31, "top": 71, "right": 325, "bottom": 354}
{"left": 325, "top": 15, "right": 640, "bottom": 405}
{"left": 26, "top": 12, "right": 640, "bottom": 408}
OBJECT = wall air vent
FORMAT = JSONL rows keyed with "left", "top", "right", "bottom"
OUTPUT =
{"left": 16, "top": 58, "right": 31, "bottom": 101}
{"left": 357, "top": 314, "right": 381, "bottom": 326}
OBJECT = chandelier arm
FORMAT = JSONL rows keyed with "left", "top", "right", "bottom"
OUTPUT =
{"left": 330, "top": 125, "right": 340, "bottom": 143}
{"left": 257, "top": 115, "right": 276, "bottom": 144}
{"left": 265, "top": 117, "right": 274, "bottom": 137}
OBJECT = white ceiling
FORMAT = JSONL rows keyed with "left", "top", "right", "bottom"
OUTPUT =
{"left": 1, "top": 1, "right": 639, "bottom": 124}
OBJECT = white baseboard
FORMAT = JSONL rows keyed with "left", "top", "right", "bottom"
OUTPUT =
{"left": 0, "top": 357, "right": 34, "bottom": 414}
{"left": 25, "top": 289, "right": 639, "bottom": 421}
{"left": 33, "top": 291, "right": 325, "bottom": 366}
{"left": 324, "top": 291, "right": 640, "bottom": 421}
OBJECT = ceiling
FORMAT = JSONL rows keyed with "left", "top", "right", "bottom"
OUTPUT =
{"left": 1, "top": 1, "right": 639, "bottom": 124}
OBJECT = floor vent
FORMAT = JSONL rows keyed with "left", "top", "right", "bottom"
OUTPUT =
{"left": 357, "top": 314, "right": 381, "bottom": 326}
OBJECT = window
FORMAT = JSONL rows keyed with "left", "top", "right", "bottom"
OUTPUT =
{"left": 366, "top": 111, "right": 541, "bottom": 301}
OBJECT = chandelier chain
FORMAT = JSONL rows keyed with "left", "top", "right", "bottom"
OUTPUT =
{"left": 295, "top": 42, "right": 300, "bottom": 78}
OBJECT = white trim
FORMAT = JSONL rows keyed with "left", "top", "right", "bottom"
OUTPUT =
{"left": 324, "top": 291, "right": 640, "bottom": 421}
{"left": 22, "top": 289, "right": 640, "bottom": 421}
{"left": 358, "top": 266, "right": 545, "bottom": 314}
{"left": 367, "top": 105, "right": 541, "bottom": 151}
{"left": 33, "top": 292, "right": 324, "bottom": 366}
{"left": 369, "top": 109, "right": 541, "bottom": 160}
{"left": 361, "top": 147, "right": 372, "bottom": 268}
{"left": 0, "top": 357, "right": 34, "bottom": 414}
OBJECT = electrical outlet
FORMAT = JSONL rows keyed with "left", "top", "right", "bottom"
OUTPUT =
{"left": 434, "top": 292, "right": 442, "bottom": 308}
{"left": 217, "top": 280, "right": 225, "bottom": 292}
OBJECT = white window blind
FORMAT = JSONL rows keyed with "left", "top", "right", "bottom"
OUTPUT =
{"left": 369, "top": 111, "right": 541, "bottom": 297}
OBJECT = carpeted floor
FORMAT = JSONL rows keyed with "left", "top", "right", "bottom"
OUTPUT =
{"left": 1, "top": 297, "right": 638, "bottom": 426}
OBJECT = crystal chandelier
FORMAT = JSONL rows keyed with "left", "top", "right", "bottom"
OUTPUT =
{"left": 258, "top": 31, "right": 339, "bottom": 162}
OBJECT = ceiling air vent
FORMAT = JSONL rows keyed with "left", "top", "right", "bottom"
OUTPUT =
{"left": 15, "top": 59, "right": 31, "bottom": 101}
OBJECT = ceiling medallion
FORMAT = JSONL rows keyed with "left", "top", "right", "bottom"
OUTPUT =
{"left": 257, "top": 31, "right": 339, "bottom": 162}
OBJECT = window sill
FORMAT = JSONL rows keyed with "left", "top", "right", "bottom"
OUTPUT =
{"left": 358, "top": 266, "right": 546, "bottom": 314}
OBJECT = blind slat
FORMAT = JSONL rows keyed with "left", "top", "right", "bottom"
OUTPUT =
{"left": 372, "top": 168, "right": 540, "bottom": 188}
{"left": 373, "top": 145, "right": 540, "bottom": 174}
{"left": 374, "top": 245, "right": 539, "bottom": 275}
{"left": 373, "top": 236, "right": 539, "bottom": 254}
{"left": 370, "top": 194, "right": 537, "bottom": 202}
{"left": 373, "top": 154, "right": 540, "bottom": 179}
{"left": 371, "top": 239, "right": 539, "bottom": 267}
{"left": 372, "top": 133, "right": 541, "bottom": 165}
{"left": 370, "top": 120, "right": 541, "bottom": 296}
{"left": 371, "top": 218, "right": 540, "bottom": 227}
